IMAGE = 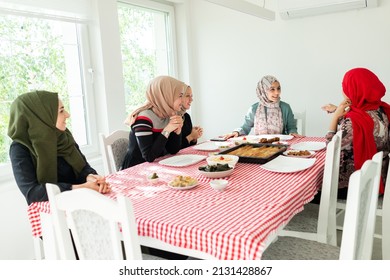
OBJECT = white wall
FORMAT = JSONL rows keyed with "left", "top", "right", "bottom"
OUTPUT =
{"left": 0, "top": 184, "right": 35, "bottom": 260}
{"left": 186, "top": 0, "right": 390, "bottom": 139}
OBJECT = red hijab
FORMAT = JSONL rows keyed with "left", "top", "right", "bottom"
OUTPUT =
{"left": 342, "top": 68, "right": 390, "bottom": 193}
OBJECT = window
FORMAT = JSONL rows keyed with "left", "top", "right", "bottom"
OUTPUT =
{"left": 117, "top": 0, "right": 177, "bottom": 113}
{"left": 0, "top": 14, "right": 94, "bottom": 165}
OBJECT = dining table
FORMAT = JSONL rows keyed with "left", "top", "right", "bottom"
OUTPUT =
{"left": 28, "top": 136, "right": 327, "bottom": 260}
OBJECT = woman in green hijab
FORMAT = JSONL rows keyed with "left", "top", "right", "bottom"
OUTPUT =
{"left": 8, "top": 91, "right": 110, "bottom": 205}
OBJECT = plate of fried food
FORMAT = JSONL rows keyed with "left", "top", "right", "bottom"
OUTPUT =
{"left": 290, "top": 141, "right": 326, "bottom": 151}
{"left": 283, "top": 149, "right": 315, "bottom": 158}
{"left": 168, "top": 175, "right": 199, "bottom": 190}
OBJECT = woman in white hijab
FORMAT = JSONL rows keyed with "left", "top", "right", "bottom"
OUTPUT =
{"left": 224, "top": 75, "right": 300, "bottom": 139}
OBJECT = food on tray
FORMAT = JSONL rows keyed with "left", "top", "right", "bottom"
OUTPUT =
{"left": 259, "top": 137, "right": 280, "bottom": 143}
{"left": 287, "top": 150, "right": 311, "bottom": 156}
{"left": 226, "top": 145, "right": 284, "bottom": 158}
{"left": 272, "top": 141, "right": 288, "bottom": 145}
{"left": 169, "top": 175, "right": 197, "bottom": 188}
{"left": 149, "top": 172, "right": 159, "bottom": 179}
{"left": 198, "top": 164, "right": 232, "bottom": 172}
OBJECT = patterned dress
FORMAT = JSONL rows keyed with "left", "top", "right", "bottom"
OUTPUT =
{"left": 325, "top": 108, "right": 390, "bottom": 198}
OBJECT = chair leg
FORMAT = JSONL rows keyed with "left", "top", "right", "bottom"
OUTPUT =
{"left": 40, "top": 212, "right": 59, "bottom": 259}
{"left": 374, "top": 215, "right": 383, "bottom": 240}
{"left": 33, "top": 237, "right": 44, "bottom": 260}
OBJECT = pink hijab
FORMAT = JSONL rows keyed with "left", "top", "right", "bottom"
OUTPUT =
{"left": 125, "top": 76, "right": 189, "bottom": 125}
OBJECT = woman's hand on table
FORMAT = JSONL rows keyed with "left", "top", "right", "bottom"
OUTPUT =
{"left": 73, "top": 174, "right": 111, "bottom": 194}
{"left": 290, "top": 133, "right": 304, "bottom": 138}
{"left": 223, "top": 131, "right": 239, "bottom": 140}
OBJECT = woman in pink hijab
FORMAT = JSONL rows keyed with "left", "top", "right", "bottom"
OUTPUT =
{"left": 121, "top": 76, "right": 187, "bottom": 169}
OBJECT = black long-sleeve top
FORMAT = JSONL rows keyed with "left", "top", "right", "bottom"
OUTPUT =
{"left": 9, "top": 141, "right": 97, "bottom": 205}
{"left": 121, "top": 109, "right": 182, "bottom": 169}
{"left": 181, "top": 113, "right": 197, "bottom": 149}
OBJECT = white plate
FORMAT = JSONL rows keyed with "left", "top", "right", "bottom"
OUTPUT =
{"left": 193, "top": 142, "right": 219, "bottom": 151}
{"left": 214, "top": 141, "right": 233, "bottom": 149}
{"left": 272, "top": 141, "right": 289, "bottom": 145}
{"left": 290, "top": 141, "right": 326, "bottom": 151}
{"left": 257, "top": 134, "right": 294, "bottom": 141}
{"left": 283, "top": 150, "right": 315, "bottom": 158}
{"left": 229, "top": 135, "right": 260, "bottom": 143}
{"left": 167, "top": 182, "right": 199, "bottom": 190}
{"left": 260, "top": 155, "right": 316, "bottom": 173}
{"left": 159, "top": 154, "right": 207, "bottom": 167}
{"left": 198, "top": 168, "right": 234, "bottom": 178}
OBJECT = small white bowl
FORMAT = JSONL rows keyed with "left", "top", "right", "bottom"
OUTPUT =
{"left": 207, "top": 155, "right": 239, "bottom": 167}
{"left": 210, "top": 179, "right": 229, "bottom": 191}
{"left": 147, "top": 174, "right": 160, "bottom": 184}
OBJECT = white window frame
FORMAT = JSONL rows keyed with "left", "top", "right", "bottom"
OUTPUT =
{"left": 118, "top": 0, "right": 179, "bottom": 78}
{"left": 77, "top": 24, "right": 99, "bottom": 157}
{"left": 0, "top": 13, "right": 98, "bottom": 182}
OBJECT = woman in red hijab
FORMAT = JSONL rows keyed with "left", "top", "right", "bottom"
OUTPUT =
{"left": 323, "top": 68, "right": 390, "bottom": 199}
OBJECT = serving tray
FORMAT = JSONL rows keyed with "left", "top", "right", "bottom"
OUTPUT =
{"left": 218, "top": 143, "right": 287, "bottom": 164}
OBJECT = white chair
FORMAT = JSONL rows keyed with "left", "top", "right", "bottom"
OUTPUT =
{"left": 262, "top": 151, "right": 382, "bottom": 260}
{"left": 339, "top": 151, "right": 382, "bottom": 259}
{"left": 279, "top": 130, "right": 341, "bottom": 246}
{"left": 293, "top": 111, "right": 306, "bottom": 135}
{"left": 336, "top": 154, "right": 386, "bottom": 239}
{"left": 337, "top": 199, "right": 384, "bottom": 238}
{"left": 382, "top": 155, "right": 390, "bottom": 259}
{"left": 46, "top": 183, "right": 163, "bottom": 260}
{"left": 99, "top": 130, "right": 129, "bottom": 174}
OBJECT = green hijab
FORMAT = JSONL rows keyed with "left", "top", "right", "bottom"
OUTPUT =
{"left": 7, "top": 91, "right": 86, "bottom": 183}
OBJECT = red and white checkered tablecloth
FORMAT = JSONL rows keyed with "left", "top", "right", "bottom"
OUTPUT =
{"left": 28, "top": 136, "right": 326, "bottom": 260}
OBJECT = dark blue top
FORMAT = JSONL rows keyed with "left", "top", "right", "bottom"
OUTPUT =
{"left": 181, "top": 113, "right": 197, "bottom": 149}
{"left": 121, "top": 109, "right": 182, "bottom": 169}
{"left": 9, "top": 141, "right": 97, "bottom": 205}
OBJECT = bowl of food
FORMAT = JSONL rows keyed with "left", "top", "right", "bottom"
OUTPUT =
{"left": 210, "top": 179, "right": 229, "bottom": 192}
{"left": 198, "top": 163, "right": 234, "bottom": 178}
{"left": 206, "top": 155, "right": 239, "bottom": 167}
{"left": 147, "top": 172, "right": 160, "bottom": 184}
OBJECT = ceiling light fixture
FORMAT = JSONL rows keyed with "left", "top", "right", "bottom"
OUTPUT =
{"left": 204, "top": 0, "right": 275, "bottom": 21}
